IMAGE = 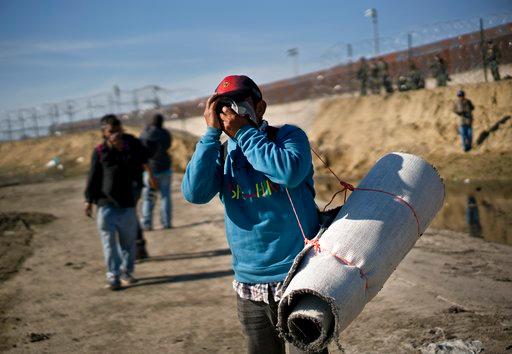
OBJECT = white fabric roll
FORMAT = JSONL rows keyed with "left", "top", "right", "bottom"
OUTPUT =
{"left": 277, "top": 152, "right": 445, "bottom": 351}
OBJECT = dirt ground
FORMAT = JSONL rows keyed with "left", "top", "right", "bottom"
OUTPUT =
{"left": 0, "top": 176, "right": 510, "bottom": 353}
{"left": 0, "top": 212, "right": 56, "bottom": 282}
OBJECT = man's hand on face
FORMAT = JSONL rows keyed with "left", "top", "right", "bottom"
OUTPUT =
{"left": 203, "top": 94, "right": 222, "bottom": 130}
{"left": 219, "top": 106, "right": 252, "bottom": 138}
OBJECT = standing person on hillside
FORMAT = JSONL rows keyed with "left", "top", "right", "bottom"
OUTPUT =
{"left": 378, "top": 58, "right": 394, "bottom": 93}
{"left": 407, "top": 61, "right": 425, "bottom": 90}
{"left": 356, "top": 57, "right": 368, "bottom": 96}
{"left": 485, "top": 40, "right": 501, "bottom": 81}
{"left": 452, "top": 90, "right": 475, "bottom": 152}
{"left": 430, "top": 54, "right": 450, "bottom": 87}
{"left": 181, "top": 75, "right": 326, "bottom": 354}
{"left": 85, "top": 114, "right": 156, "bottom": 290}
{"left": 140, "top": 113, "right": 173, "bottom": 230}
{"left": 368, "top": 59, "right": 381, "bottom": 94}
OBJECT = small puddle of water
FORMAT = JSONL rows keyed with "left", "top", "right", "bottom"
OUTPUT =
{"left": 314, "top": 176, "right": 512, "bottom": 246}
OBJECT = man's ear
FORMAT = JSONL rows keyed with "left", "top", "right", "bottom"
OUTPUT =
{"left": 256, "top": 100, "right": 267, "bottom": 118}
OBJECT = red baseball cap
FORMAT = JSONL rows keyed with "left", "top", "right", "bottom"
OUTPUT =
{"left": 215, "top": 75, "right": 262, "bottom": 101}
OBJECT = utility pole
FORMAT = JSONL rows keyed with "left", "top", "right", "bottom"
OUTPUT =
{"left": 346, "top": 43, "right": 353, "bottom": 63}
{"left": 53, "top": 104, "right": 60, "bottom": 125}
{"left": 87, "top": 99, "right": 94, "bottom": 119}
{"left": 151, "top": 86, "right": 161, "bottom": 109}
{"left": 132, "top": 91, "right": 139, "bottom": 113}
{"left": 407, "top": 32, "right": 413, "bottom": 61}
{"left": 365, "top": 8, "right": 379, "bottom": 56}
{"left": 31, "top": 108, "right": 39, "bottom": 137}
{"left": 44, "top": 105, "right": 55, "bottom": 130}
{"left": 287, "top": 47, "right": 299, "bottom": 76}
{"left": 479, "top": 18, "right": 488, "bottom": 82}
{"left": 66, "top": 100, "right": 75, "bottom": 123}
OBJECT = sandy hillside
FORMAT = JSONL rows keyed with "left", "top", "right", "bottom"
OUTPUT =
{"left": 3, "top": 80, "right": 509, "bottom": 187}
{"left": 0, "top": 127, "right": 197, "bottom": 186}
{"left": 310, "top": 80, "right": 512, "bottom": 182}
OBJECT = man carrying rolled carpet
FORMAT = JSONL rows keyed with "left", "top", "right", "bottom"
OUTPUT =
{"left": 182, "top": 75, "right": 326, "bottom": 354}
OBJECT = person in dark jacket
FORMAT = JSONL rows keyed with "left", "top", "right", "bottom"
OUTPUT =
{"left": 378, "top": 58, "right": 394, "bottom": 93}
{"left": 98, "top": 115, "right": 150, "bottom": 261}
{"left": 85, "top": 114, "right": 155, "bottom": 290}
{"left": 356, "top": 57, "right": 368, "bottom": 96}
{"left": 368, "top": 59, "right": 381, "bottom": 94}
{"left": 485, "top": 40, "right": 501, "bottom": 81}
{"left": 430, "top": 54, "right": 450, "bottom": 87}
{"left": 139, "top": 113, "right": 173, "bottom": 230}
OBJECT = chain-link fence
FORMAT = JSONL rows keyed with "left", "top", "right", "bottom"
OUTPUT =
{"left": 164, "top": 14, "right": 512, "bottom": 121}
{"left": 259, "top": 18, "right": 512, "bottom": 105}
{"left": 0, "top": 85, "right": 200, "bottom": 141}
{"left": 1, "top": 13, "right": 511, "bottom": 141}
{"left": 319, "top": 12, "right": 511, "bottom": 65}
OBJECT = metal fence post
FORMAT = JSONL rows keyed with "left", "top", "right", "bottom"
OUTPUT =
{"left": 31, "top": 108, "right": 40, "bottom": 137}
{"left": 479, "top": 18, "right": 488, "bottom": 83}
{"left": 6, "top": 111, "right": 13, "bottom": 142}
{"left": 407, "top": 33, "right": 413, "bottom": 61}
{"left": 18, "top": 110, "right": 26, "bottom": 139}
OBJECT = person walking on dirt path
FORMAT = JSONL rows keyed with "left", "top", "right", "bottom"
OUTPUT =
{"left": 181, "top": 75, "right": 326, "bottom": 354}
{"left": 452, "top": 90, "right": 475, "bottom": 152}
{"left": 139, "top": 113, "right": 173, "bottom": 230}
{"left": 99, "top": 116, "right": 150, "bottom": 261}
{"left": 430, "top": 54, "right": 450, "bottom": 87}
{"left": 485, "top": 40, "right": 501, "bottom": 81}
{"left": 378, "top": 58, "right": 394, "bottom": 93}
{"left": 356, "top": 57, "right": 368, "bottom": 96}
{"left": 85, "top": 114, "right": 157, "bottom": 290}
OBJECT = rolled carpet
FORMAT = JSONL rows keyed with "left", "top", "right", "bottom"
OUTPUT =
{"left": 277, "top": 152, "right": 445, "bottom": 351}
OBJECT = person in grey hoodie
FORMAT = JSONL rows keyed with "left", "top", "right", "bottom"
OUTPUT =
{"left": 139, "top": 113, "right": 173, "bottom": 230}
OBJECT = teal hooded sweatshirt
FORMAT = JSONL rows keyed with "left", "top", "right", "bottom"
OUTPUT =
{"left": 181, "top": 123, "right": 319, "bottom": 283}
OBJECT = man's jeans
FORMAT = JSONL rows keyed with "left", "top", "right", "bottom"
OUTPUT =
{"left": 236, "top": 294, "right": 328, "bottom": 354}
{"left": 97, "top": 205, "right": 137, "bottom": 281}
{"left": 141, "top": 171, "right": 172, "bottom": 229}
{"left": 458, "top": 124, "right": 473, "bottom": 152}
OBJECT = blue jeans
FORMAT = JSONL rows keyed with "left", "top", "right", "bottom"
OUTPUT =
{"left": 141, "top": 171, "right": 172, "bottom": 229}
{"left": 97, "top": 205, "right": 137, "bottom": 281}
{"left": 458, "top": 125, "right": 472, "bottom": 152}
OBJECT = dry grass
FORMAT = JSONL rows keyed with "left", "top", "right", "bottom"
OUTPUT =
{"left": 0, "top": 126, "right": 198, "bottom": 186}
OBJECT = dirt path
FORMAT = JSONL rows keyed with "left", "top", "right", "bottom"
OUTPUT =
{"left": 0, "top": 176, "right": 511, "bottom": 353}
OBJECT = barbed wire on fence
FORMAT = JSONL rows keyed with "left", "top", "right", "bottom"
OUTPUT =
{"left": 0, "top": 85, "right": 202, "bottom": 141}
{"left": 1, "top": 11, "right": 511, "bottom": 142}
{"left": 316, "top": 11, "right": 512, "bottom": 68}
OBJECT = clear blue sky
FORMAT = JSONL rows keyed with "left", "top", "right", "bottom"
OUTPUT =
{"left": 0, "top": 0, "right": 511, "bottom": 111}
